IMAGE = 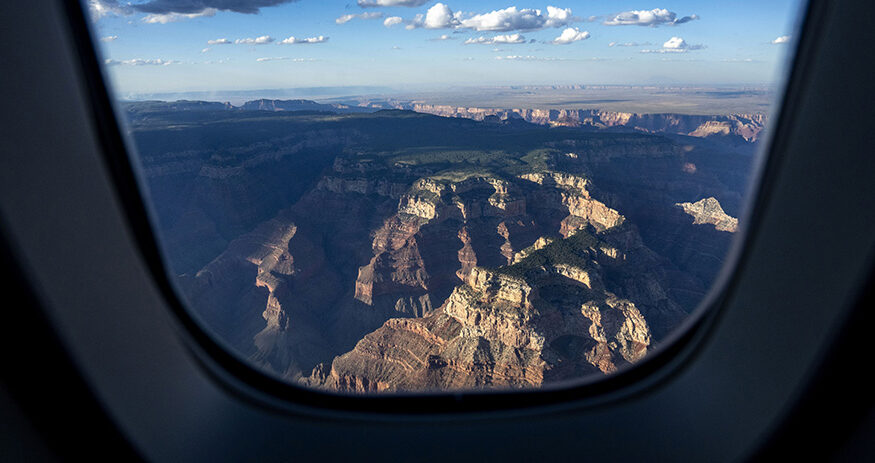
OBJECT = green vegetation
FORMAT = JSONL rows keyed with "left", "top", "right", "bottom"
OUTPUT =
{"left": 427, "top": 168, "right": 499, "bottom": 183}
{"left": 493, "top": 228, "right": 600, "bottom": 280}
{"left": 512, "top": 149, "right": 556, "bottom": 174}
{"left": 387, "top": 148, "right": 513, "bottom": 166}
{"left": 128, "top": 107, "right": 657, "bottom": 184}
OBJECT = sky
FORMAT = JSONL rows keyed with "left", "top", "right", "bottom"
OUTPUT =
{"left": 88, "top": 0, "right": 805, "bottom": 96}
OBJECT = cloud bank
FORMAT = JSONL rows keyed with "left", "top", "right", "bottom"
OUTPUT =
{"left": 464, "top": 33, "right": 527, "bottom": 45}
{"left": 235, "top": 35, "right": 274, "bottom": 44}
{"left": 336, "top": 12, "right": 383, "bottom": 24}
{"left": 105, "top": 58, "right": 180, "bottom": 66}
{"left": 386, "top": 4, "right": 578, "bottom": 32}
{"left": 279, "top": 35, "right": 329, "bottom": 44}
{"left": 459, "top": 6, "right": 574, "bottom": 31}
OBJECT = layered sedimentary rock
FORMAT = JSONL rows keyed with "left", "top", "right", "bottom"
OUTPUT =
{"left": 176, "top": 143, "right": 710, "bottom": 389}
{"left": 352, "top": 172, "right": 627, "bottom": 320}
{"left": 311, "top": 228, "right": 658, "bottom": 393}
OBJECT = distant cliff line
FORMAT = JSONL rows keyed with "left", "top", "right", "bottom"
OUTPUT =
{"left": 123, "top": 98, "right": 768, "bottom": 143}
{"left": 390, "top": 103, "right": 766, "bottom": 142}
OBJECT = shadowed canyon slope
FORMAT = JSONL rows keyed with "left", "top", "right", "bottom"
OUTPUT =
{"left": 128, "top": 101, "right": 750, "bottom": 392}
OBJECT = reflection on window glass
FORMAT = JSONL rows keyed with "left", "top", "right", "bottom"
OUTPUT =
{"left": 88, "top": 0, "right": 802, "bottom": 393}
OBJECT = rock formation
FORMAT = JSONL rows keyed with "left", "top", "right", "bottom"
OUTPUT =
{"left": 310, "top": 228, "right": 659, "bottom": 393}
{"left": 676, "top": 197, "right": 739, "bottom": 232}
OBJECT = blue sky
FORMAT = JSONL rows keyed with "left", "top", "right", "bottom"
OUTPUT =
{"left": 89, "top": 0, "right": 804, "bottom": 95}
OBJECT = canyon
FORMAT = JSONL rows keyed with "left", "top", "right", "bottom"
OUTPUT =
{"left": 127, "top": 100, "right": 751, "bottom": 392}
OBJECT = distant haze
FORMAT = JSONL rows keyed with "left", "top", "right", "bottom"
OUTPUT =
{"left": 122, "top": 85, "right": 778, "bottom": 115}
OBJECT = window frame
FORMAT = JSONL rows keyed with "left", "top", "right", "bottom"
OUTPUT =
{"left": 5, "top": 0, "right": 875, "bottom": 459}
{"left": 63, "top": 0, "right": 817, "bottom": 414}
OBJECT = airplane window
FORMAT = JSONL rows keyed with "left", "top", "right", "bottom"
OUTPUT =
{"left": 85, "top": 0, "right": 804, "bottom": 394}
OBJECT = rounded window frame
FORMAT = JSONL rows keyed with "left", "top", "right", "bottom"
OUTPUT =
{"left": 67, "top": 0, "right": 815, "bottom": 416}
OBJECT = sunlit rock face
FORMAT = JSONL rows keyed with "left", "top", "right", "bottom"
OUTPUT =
{"left": 130, "top": 105, "right": 752, "bottom": 392}
{"left": 311, "top": 227, "right": 661, "bottom": 393}
{"left": 675, "top": 197, "right": 739, "bottom": 232}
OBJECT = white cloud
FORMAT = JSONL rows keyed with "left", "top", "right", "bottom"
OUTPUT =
{"left": 771, "top": 35, "right": 791, "bottom": 44}
{"left": 336, "top": 12, "right": 383, "bottom": 24}
{"left": 384, "top": 16, "right": 404, "bottom": 27}
{"left": 464, "top": 33, "right": 526, "bottom": 45}
{"left": 545, "top": 6, "right": 573, "bottom": 26}
{"left": 235, "top": 35, "right": 275, "bottom": 44}
{"left": 100, "top": 35, "right": 118, "bottom": 42}
{"left": 104, "top": 58, "right": 180, "bottom": 66}
{"left": 201, "top": 47, "right": 211, "bottom": 53}
{"left": 279, "top": 35, "right": 329, "bottom": 44}
{"left": 640, "top": 36, "right": 705, "bottom": 53}
{"left": 207, "top": 38, "right": 232, "bottom": 45}
{"left": 432, "top": 34, "right": 454, "bottom": 41}
{"left": 552, "top": 27, "right": 589, "bottom": 44}
{"left": 383, "top": 4, "right": 462, "bottom": 30}
{"left": 142, "top": 8, "right": 217, "bottom": 23}
{"left": 604, "top": 9, "right": 698, "bottom": 27}
{"left": 358, "top": 0, "right": 430, "bottom": 6}
{"left": 663, "top": 36, "right": 687, "bottom": 49}
{"left": 459, "top": 6, "right": 575, "bottom": 31}
{"left": 490, "top": 33, "right": 527, "bottom": 44}
{"left": 419, "top": 3, "right": 462, "bottom": 29}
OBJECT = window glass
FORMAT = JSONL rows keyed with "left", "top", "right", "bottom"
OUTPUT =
{"left": 87, "top": 0, "right": 803, "bottom": 393}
